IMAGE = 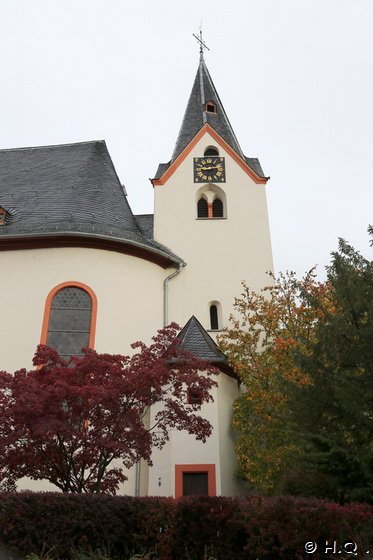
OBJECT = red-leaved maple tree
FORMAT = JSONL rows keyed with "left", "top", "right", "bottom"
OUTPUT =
{"left": 0, "top": 324, "right": 217, "bottom": 494}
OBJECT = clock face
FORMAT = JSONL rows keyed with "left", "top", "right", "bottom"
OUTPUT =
{"left": 193, "top": 157, "right": 226, "bottom": 183}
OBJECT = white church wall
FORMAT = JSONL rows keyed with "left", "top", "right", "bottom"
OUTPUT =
{"left": 146, "top": 370, "right": 241, "bottom": 498}
{"left": 0, "top": 246, "right": 167, "bottom": 372}
{"left": 147, "top": 379, "right": 221, "bottom": 497}
{"left": 217, "top": 374, "right": 249, "bottom": 496}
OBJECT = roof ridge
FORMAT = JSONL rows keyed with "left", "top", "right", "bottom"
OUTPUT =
{"left": 0, "top": 140, "right": 105, "bottom": 153}
{"left": 200, "top": 58, "right": 244, "bottom": 159}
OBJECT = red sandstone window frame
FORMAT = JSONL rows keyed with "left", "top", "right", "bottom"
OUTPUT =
{"left": 40, "top": 281, "right": 98, "bottom": 349}
{"left": 175, "top": 464, "right": 216, "bottom": 498}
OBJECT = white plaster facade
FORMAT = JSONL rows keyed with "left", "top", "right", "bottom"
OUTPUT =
{"left": 154, "top": 129, "right": 273, "bottom": 335}
{"left": 0, "top": 247, "right": 165, "bottom": 372}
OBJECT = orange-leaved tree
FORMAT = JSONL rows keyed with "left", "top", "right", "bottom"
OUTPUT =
{"left": 219, "top": 270, "right": 333, "bottom": 493}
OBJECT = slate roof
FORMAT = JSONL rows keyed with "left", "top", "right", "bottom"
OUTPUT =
{"left": 0, "top": 140, "right": 181, "bottom": 267}
{"left": 176, "top": 316, "right": 234, "bottom": 376}
{"left": 135, "top": 214, "right": 154, "bottom": 239}
{"left": 153, "top": 54, "right": 266, "bottom": 180}
{"left": 244, "top": 157, "right": 265, "bottom": 178}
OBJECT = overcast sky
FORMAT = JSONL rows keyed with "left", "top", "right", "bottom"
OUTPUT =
{"left": 1, "top": 0, "right": 372, "bottom": 279}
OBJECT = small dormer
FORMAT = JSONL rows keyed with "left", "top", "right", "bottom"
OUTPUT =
{"left": 0, "top": 206, "right": 8, "bottom": 226}
{"left": 205, "top": 100, "right": 217, "bottom": 115}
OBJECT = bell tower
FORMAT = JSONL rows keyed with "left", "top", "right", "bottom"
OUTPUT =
{"left": 151, "top": 50, "right": 273, "bottom": 335}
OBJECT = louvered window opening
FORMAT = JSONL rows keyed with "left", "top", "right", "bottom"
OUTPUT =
{"left": 47, "top": 287, "right": 92, "bottom": 360}
{"left": 197, "top": 197, "right": 208, "bottom": 218}
{"left": 212, "top": 198, "right": 224, "bottom": 218}
{"left": 205, "top": 102, "right": 216, "bottom": 114}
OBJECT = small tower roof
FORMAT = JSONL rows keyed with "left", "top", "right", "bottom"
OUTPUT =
{"left": 176, "top": 316, "right": 235, "bottom": 376}
{"left": 171, "top": 54, "right": 244, "bottom": 162}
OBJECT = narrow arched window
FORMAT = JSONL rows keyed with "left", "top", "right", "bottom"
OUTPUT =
{"left": 212, "top": 198, "right": 224, "bottom": 218}
{"left": 197, "top": 197, "right": 208, "bottom": 218}
{"left": 210, "top": 304, "right": 219, "bottom": 330}
{"left": 45, "top": 285, "right": 94, "bottom": 360}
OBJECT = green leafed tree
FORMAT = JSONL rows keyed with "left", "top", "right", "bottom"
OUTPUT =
{"left": 287, "top": 233, "right": 373, "bottom": 503}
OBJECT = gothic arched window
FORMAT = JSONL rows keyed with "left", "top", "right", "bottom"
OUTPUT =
{"left": 197, "top": 197, "right": 209, "bottom": 218}
{"left": 41, "top": 282, "right": 97, "bottom": 360}
{"left": 196, "top": 185, "right": 226, "bottom": 220}
{"left": 212, "top": 198, "right": 224, "bottom": 218}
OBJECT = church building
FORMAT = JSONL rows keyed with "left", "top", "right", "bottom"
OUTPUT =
{"left": 0, "top": 51, "right": 273, "bottom": 497}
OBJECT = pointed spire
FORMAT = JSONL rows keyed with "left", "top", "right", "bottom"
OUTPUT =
{"left": 171, "top": 55, "right": 245, "bottom": 162}
{"left": 152, "top": 46, "right": 267, "bottom": 182}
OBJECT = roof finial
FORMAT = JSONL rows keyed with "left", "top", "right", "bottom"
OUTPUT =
{"left": 193, "top": 25, "right": 210, "bottom": 57}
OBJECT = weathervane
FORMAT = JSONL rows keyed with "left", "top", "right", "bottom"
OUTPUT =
{"left": 193, "top": 27, "right": 210, "bottom": 55}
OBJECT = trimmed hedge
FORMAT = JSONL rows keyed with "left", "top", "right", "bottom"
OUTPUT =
{"left": 0, "top": 493, "right": 372, "bottom": 559}
{"left": 0, "top": 493, "right": 173, "bottom": 559}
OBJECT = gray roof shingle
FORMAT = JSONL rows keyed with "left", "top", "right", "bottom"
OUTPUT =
{"left": 0, "top": 140, "right": 182, "bottom": 267}
{"left": 135, "top": 214, "right": 154, "bottom": 239}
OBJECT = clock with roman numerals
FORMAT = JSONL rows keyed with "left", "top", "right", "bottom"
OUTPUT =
{"left": 193, "top": 156, "right": 226, "bottom": 183}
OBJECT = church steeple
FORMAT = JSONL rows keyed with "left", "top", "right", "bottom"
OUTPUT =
{"left": 171, "top": 54, "right": 245, "bottom": 162}
{"left": 152, "top": 53, "right": 267, "bottom": 183}
{"left": 152, "top": 44, "right": 274, "bottom": 355}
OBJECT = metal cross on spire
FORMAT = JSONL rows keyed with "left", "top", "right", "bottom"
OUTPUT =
{"left": 193, "top": 27, "right": 210, "bottom": 55}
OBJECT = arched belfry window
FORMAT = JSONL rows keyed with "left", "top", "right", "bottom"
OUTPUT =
{"left": 197, "top": 197, "right": 209, "bottom": 218}
{"left": 212, "top": 198, "right": 224, "bottom": 218}
{"left": 196, "top": 186, "right": 226, "bottom": 220}
{"left": 41, "top": 282, "right": 97, "bottom": 360}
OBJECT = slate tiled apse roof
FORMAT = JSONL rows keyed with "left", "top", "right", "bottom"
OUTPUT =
{"left": 0, "top": 140, "right": 181, "bottom": 267}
